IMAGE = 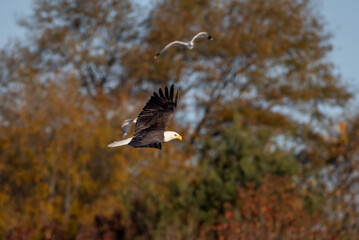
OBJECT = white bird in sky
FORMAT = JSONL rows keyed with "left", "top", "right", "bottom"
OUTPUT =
{"left": 154, "top": 31, "right": 213, "bottom": 59}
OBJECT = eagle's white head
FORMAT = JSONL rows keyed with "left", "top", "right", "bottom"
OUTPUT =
{"left": 164, "top": 131, "right": 182, "bottom": 142}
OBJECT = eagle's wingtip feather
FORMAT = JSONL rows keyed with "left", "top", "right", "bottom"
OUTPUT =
{"left": 170, "top": 84, "right": 174, "bottom": 100}
{"left": 165, "top": 86, "right": 169, "bottom": 99}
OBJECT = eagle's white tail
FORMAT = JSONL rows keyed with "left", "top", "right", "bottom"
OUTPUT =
{"left": 107, "top": 137, "right": 133, "bottom": 148}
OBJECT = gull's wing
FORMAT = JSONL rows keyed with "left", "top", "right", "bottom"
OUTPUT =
{"left": 129, "top": 85, "right": 178, "bottom": 149}
{"left": 121, "top": 118, "right": 137, "bottom": 138}
{"left": 154, "top": 41, "right": 188, "bottom": 58}
{"left": 190, "top": 32, "right": 213, "bottom": 44}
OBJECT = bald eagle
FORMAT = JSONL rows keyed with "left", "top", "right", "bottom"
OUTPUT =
{"left": 108, "top": 84, "right": 182, "bottom": 149}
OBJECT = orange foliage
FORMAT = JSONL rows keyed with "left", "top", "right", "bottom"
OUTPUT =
{"left": 205, "top": 175, "right": 328, "bottom": 240}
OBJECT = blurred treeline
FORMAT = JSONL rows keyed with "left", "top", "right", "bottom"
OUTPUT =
{"left": 0, "top": 0, "right": 358, "bottom": 239}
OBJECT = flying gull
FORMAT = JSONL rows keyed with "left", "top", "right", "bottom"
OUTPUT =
{"left": 108, "top": 84, "right": 182, "bottom": 149}
{"left": 154, "top": 31, "right": 213, "bottom": 59}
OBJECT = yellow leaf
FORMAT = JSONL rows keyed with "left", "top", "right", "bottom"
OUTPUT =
{"left": 337, "top": 121, "right": 346, "bottom": 134}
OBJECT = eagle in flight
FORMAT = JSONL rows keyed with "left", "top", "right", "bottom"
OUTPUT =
{"left": 108, "top": 84, "right": 182, "bottom": 150}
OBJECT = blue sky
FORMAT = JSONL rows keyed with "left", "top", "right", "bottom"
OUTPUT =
{"left": 0, "top": 0, "right": 358, "bottom": 97}
{"left": 320, "top": 0, "right": 359, "bottom": 90}
{"left": 0, "top": 1, "right": 31, "bottom": 46}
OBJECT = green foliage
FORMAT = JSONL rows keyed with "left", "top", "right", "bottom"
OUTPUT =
{"left": 201, "top": 117, "right": 297, "bottom": 182}
{"left": 162, "top": 115, "right": 297, "bottom": 224}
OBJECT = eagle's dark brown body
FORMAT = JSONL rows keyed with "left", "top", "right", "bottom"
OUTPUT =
{"left": 128, "top": 85, "right": 178, "bottom": 149}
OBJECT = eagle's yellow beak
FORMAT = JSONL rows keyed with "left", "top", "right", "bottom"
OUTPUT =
{"left": 176, "top": 135, "right": 182, "bottom": 141}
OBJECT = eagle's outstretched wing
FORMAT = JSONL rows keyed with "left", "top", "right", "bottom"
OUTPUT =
{"left": 129, "top": 84, "right": 178, "bottom": 149}
{"left": 121, "top": 118, "right": 137, "bottom": 138}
